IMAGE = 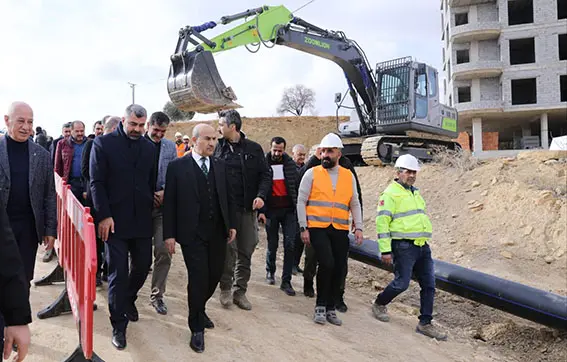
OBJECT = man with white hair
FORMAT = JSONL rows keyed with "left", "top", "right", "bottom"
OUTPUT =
{"left": 296, "top": 133, "right": 363, "bottom": 326}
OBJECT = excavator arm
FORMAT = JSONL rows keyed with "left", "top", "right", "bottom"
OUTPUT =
{"left": 167, "top": 5, "right": 375, "bottom": 133}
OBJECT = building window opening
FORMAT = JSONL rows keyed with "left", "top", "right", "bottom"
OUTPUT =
{"left": 559, "top": 0, "right": 567, "bottom": 19}
{"left": 508, "top": 0, "right": 534, "bottom": 25}
{"left": 559, "top": 34, "right": 567, "bottom": 61}
{"left": 509, "top": 38, "right": 535, "bottom": 65}
{"left": 511, "top": 78, "right": 537, "bottom": 105}
{"left": 455, "top": 13, "right": 468, "bottom": 26}
{"left": 561, "top": 75, "right": 567, "bottom": 102}
{"left": 456, "top": 49, "right": 470, "bottom": 64}
{"left": 457, "top": 87, "right": 471, "bottom": 103}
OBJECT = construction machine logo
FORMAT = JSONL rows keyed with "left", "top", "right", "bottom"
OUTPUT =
{"left": 442, "top": 117, "right": 457, "bottom": 132}
{"left": 304, "top": 36, "right": 330, "bottom": 49}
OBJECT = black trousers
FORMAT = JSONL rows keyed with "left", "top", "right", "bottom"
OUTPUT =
{"left": 105, "top": 236, "right": 152, "bottom": 332}
{"left": 181, "top": 228, "right": 226, "bottom": 333}
{"left": 0, "top": 217, "right": 39, "bottom": 349}
{"left": 309, "top": 226, "right": 349, "bottom": 310}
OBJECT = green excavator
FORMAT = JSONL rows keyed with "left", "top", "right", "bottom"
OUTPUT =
{"left": 166, "top": 5, "right": 460, "bottom": 166}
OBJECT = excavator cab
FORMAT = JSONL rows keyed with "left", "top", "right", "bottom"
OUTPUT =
{"left": 167, "top": 48, "right": 240, "bottom": 114}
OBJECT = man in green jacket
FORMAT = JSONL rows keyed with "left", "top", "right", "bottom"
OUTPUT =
{"left": 372, "top": 154, "right": 447, "bottom": 341}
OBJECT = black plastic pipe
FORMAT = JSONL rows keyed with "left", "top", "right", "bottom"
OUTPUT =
{"left": 347, "top": 236, "right": 567, "bottom": 330}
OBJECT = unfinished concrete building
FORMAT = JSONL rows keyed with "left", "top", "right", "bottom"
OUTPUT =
{"left": 441, "top": 0, "right": 567, "bottom": 154}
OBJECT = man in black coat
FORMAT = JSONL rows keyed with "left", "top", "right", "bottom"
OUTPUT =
{"left": 258, "top": 137, "right": 299, "bottom": 296}
{"left": 163, "top": 124, "right": 236, "bottom": 353}
{"left": 0, "top": 205, "right": 32, "bottom": 361}
{"left": 90, "top": 104, "right": 156, "bottom": 350}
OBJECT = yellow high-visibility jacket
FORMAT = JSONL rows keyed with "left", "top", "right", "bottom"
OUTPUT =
{"left": 376, "top": 181, "right": 432, "bottom": 253}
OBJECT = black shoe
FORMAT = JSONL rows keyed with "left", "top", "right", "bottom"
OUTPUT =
{"left": 96, "top": 275, "right": 102, "bottom": 287}
{"left": 296, "top": 265, "right": 304, "bottom": 274}
{"left": 304, "top": 279, "right": 315, "bottom": 298}
{"left": 151, "top": 299, "right": 168, "bottom": 315}
{"left": 280, "top": 282, "right": 296, "bottom": 296}
{"left": 190, "top": 332, "right": 205, "bottom": 353}
{"left": 126, "top": 303, "right": 139, "bottom": 322}
{"left": 336, "top": 299, "right": 348, "bottom": 313}
{"left": 266, "top": 272, "right": 275, "bottom": 285}
{"left": 204, "top": 313, "right": 214, "bottom": 329}
{"left": 101, "top": 273, "right": 108, "bottom": 282}
{"left": 112, "top": 330, "right": 127, "bottom": 350}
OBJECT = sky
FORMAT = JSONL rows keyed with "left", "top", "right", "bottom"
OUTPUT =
{"left": 0, "top": 0, "right": 444, "bottom": 136}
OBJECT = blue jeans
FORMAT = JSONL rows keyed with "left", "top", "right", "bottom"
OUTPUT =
{"left": 376, "top": 240, "right": 435, "bottom": 325}
{"left": 265, "top": 208, "right": 296, "bottom": 283}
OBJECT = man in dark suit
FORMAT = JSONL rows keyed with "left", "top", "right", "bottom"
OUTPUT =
{"left": 90, "top": 104, "right": 156, "bottom": 350}
{"left": 163, "top": 123, "right": 236, "bottom": 354}
{"left": 0, "top": 203, "right": 32, "bottom": 361}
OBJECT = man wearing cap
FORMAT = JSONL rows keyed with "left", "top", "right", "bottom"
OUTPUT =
{"left": 372, "top": 154, "right": 447, "bottom": 341}
{"left": 296, "top": 133, "right": 363, "bottom": 326}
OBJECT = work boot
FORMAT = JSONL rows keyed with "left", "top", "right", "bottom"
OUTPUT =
{"left": 219, "top": 290, "right": 232, "bottom": 308}
{"left": 372, "top": 303, "right": 390, "bottom": 322}
{"left": 233, "top": 293, "right": 252, "bottom": 311}
{"left": 42, "top": 248, "right": 54, "bottom": 263}
{"left": 266, "top": 272, "right": 275, "bottom": 285}
{"left": 313, "top": 306, "right": 326, "bottom": 325}
{"left": 303, "top": 279, "right": 315, "bottom": 298}
{"left": 336, "top": 296, "right": 348, "bottom": 313}
{"left": 326, "top": 310, "right": 342, "bottom": 326}
{"left": 416, "top": 323, "right": 448, "bottom": 341}
{"left": 280, "top": 281, "right": 296, "bottom": 296}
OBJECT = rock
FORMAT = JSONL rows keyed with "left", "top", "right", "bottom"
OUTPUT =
{"left": 468, "top": 201, "right": 484, "bottom": 211}
{"left": 544, "top": 256, "right": 554, "bottom": 264}
{"left": 480, "top": 190, "right": 489, "bottom": 196}
{"left": 449, "top": 238, "right": 457, "bottom": 244}
{"left": 545, "top": 159, "right": 559, "bottom": 165}
{"left": 517, "top": 150, "right": 567, "bottom": 163}
{"left": 372, "top": 281, "right": 382, "bottom": 290}
{"left": 468, "top": 200, "right": 476, "bottom": 205}
{"left": 555, "top": 249, "right": 565, "bottom": 258}
{"left": 477, "top": 322, "right": 510, "bottom": 341}
{"left": 454, "top": 251, "right": 464, "bottom": 258}
{"left": 471, "top": 181, "right": 481, "bottom": 187}
{"left": 501, "top": 239, "right": 515, "bottom": 246}
{"left": 537, "top": 190, "right": 554, "bottom": 205}
{"left": 450, "top": 295, "right": 464, "bottom": 303}
{"left": 523, "top": 226, "right": 534, "bottom": 236}
{"left": 452, "top": 214, "right": 458, "bottom": 218}
{"left": 491, "top": 177, "right": 498, "bottom": 185}
{"left": 463, "top": 188, "right": 472, "bottom": 193}
{"left": 556, "top": 187, "right": 564, "bottom": 196}
{"left": 500, "top": 251, "right": 513, "bottom": 259}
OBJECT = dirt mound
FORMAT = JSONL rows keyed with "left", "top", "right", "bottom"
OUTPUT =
{"left": 167, "top": 116, "right": 345, "bottom": 152}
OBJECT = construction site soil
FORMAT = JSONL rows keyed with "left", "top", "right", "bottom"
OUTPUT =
{"left": 21, "top": 117, "right": 566, "bottom": 361}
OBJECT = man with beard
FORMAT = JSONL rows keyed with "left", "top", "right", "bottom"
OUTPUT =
{"left": 90, "top": 104, "right": 156, "bottom": 350}
{"left": 258, "top": 137, "right": 299, "bottom": 296}
{"left": 163, "top": 124, "right": 236, "bottom": 353}
{"left": 54, "top": 120, "right": 87, "bottom": 203}
{"left": 373, "top": 154, "right": 447, "bottom": 341}
{"left": 297, "top": 133, "right": 363, "bottom": 326}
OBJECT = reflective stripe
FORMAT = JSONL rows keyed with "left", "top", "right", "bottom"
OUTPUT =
{"left": 377, "top": 232, "right": 391, "bottom": 239}
{"left": 378, "top": 210, "right": 392, "bottom": 217}
{"left": 390, "top": 231, "right": 432, "bottom": 239}
{"left": 307, "top": 200, "right": 349, "bottom": 211}
{"left": 307, "top": 215, "right": 349, "bottom": 225}
{"left": 392, "top": 209, "right": 424, "bottom": 220}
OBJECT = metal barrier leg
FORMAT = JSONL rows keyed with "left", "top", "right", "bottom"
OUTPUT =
{"left": 33, "top": 263, "right": 65, "bottom": 286}
{"left": 62, "top": 345, "right": 105, "bottom": 362}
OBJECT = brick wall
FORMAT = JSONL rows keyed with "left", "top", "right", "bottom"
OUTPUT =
{"left": 455, "top": 131, "right": 471, "bottom": 150}
{"left": 482, "top": 132, "right": 499, "bottom": 150}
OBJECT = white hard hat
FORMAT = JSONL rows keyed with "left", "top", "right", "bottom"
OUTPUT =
{"left": 319, "top": 133, "right": 344, "bottom": 148}
{"left": 183, "top": 134, "right": 189, "bottom": 140}
{"left": 394, "top": 154, "right": 420, "bottom": 171}
{"left": 175, "top": 132, "right": 182, "bottom": 137}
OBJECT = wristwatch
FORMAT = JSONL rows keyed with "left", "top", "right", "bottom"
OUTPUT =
{"left": 300, "top": 226, "right": 307, "bottom": 232}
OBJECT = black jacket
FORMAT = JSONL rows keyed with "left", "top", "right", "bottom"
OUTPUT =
{"left": 300, "top": 155, "right": 364, "bottom": 213}
{"left": 214, "top": 132, "right": 272, "bottom": 212}
{"left": 0, "top": 206, "right": 32, "bottom": 326}
{"left": 89, "top": 122, "right": 156, "bottom": 238}
{"left": 260, "top": 152, "right": 299, "bottom": 214}
{"left": 163, "top": 154, "right": 236, "bottom": 245}
{"left": 81, "top": 138, "right": 95, "bottom": 208}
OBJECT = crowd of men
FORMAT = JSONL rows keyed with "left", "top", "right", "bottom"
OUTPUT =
{"left": 0, "top": 100, "right": 447, "bottom": 360}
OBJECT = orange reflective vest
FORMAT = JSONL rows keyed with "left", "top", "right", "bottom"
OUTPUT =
{"left": 176, "top": 142, "right": 186, "bottom": 158}
{"left": 306, "top": 165, "right": 353, "bottom": 230}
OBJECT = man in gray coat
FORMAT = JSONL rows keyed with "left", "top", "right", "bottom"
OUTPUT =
{"left": 144, "top": 111, "right": 178, "bottom": 315}
{"left": 0, "top": 101, "right": 57, "bottom": 342}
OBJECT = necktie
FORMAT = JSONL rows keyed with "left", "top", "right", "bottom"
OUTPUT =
{"left": 200, "top": 157, "right": 208, "bottom": 176}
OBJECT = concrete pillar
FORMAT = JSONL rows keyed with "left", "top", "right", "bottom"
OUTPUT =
{"left": 541, "top": 113, "right": 549, "bottom": 149}
{"left": 472, "top": 79, "right": 481, "bottom": 102}
{"left": 472, "top": 117, "right": 483, "bottom": 154}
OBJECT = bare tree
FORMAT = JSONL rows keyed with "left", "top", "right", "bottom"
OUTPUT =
{"left": 276, "top": 84, "right": 316, "bottom": 116}
{"left": 163, "top": 101, "right": 195, "bottom": 122}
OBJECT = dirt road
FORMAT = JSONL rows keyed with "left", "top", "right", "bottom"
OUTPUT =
{"left": 21, "top": 235, "right": 508, "bottom": 362}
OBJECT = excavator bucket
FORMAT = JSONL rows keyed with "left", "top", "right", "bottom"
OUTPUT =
{"left": 167, "top": 50, "right": 241, "bottom": 114}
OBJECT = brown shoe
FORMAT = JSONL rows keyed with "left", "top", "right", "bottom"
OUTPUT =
{"left": 416, "top": 323, "right": 448, "bottom": 341}
{"left": 233, "top": 293, "right": 252, "bottom": 310}
{"left": 219, "top": 290, "right": 232, "bottom": 308}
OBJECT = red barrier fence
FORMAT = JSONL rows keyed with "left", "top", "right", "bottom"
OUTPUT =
{"left": 36, "top": 174, "right": 103, "bottom": 361}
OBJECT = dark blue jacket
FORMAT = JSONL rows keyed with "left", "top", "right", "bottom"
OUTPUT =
{"left": 89, "top": 122, "right": 156, "bottom": 239}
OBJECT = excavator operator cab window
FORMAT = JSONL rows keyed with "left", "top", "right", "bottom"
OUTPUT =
{"left": 414, "top": 65, "right": 428, "bottom": 119}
